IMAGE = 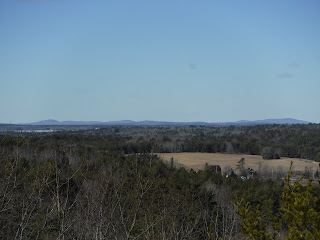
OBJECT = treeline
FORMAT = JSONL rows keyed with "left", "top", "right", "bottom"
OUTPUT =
{"left": 1, "top": 133, "right": 319, "bottom": 239}
{"left": 11, "top": 124, "right": 320, "bottom": 161}
{"left": 154, "top": 124, "right": 320, "bottom": 161}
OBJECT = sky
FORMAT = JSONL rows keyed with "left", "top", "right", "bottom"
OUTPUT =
{"left": 1, "top": 0, "right": 320, "bottom": 123}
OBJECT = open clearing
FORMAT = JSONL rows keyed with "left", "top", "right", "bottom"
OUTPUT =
{"left": 157, "top": 152, "right": 320, "bottom": 173}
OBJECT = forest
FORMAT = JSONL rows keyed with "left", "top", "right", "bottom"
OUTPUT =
{"left": 0, "top": 124, "right": 319, "bottom": 239}
{"left": 9, "top": 123, "right": 320, "bottom": 161}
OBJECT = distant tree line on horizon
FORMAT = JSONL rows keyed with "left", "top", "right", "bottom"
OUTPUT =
{"left": 6, "top": 123, "right": 319, "bottom": 162}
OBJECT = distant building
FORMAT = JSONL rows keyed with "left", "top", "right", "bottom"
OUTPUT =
{"left": 246, "top": 168, "right": 255, "bottom": 178}
{"left": 209, "top": 165, "right": 221, "bottom": 173}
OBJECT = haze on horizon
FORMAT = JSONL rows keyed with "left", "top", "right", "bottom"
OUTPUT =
{"left": 1, "top": 0, "right": 320, "bottom": 124}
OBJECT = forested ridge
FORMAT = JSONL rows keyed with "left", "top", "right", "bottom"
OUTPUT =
{"left": 0, "top": 124, "right": 319, "bottom": 239}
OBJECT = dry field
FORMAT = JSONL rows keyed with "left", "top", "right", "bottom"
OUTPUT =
{"left": 157, "top": 152, "right": 320, "bottom": 173}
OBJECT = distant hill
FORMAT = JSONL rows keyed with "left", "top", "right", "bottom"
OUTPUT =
{"left": 250, "top": 118, "right": 310, "bottom": 125}
{"left": 30, "top": 119, "right": 61, "bottom": 125}
{"left": 27, "top": 118, "right": 311, "bottom": 126}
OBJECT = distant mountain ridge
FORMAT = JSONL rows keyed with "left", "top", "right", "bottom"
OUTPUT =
{"left": 28, "top": 118, "right": 311, "bottom": 126}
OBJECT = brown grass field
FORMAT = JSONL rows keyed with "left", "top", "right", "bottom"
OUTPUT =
{"left": 156, "top": 152, "right": 320, "bottom": 173}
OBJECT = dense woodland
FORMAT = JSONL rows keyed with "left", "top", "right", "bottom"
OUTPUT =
{"left": 7, "top": 124, "right": 320, "bottom": 161}
{"left": 1, "top": 124, "right": 320, "bottom": 239}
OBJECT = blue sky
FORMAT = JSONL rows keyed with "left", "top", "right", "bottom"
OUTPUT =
{"left": 1, "top": 0, "right": 319, "bottom": 123}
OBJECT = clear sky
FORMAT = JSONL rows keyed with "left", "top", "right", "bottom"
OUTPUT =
{"left": 1, "top": 0, "right": 320, "bottom": 123}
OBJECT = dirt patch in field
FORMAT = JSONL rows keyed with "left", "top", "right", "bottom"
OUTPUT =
{"left": 157, "top": 152, "right": 320, "bottom": 173}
